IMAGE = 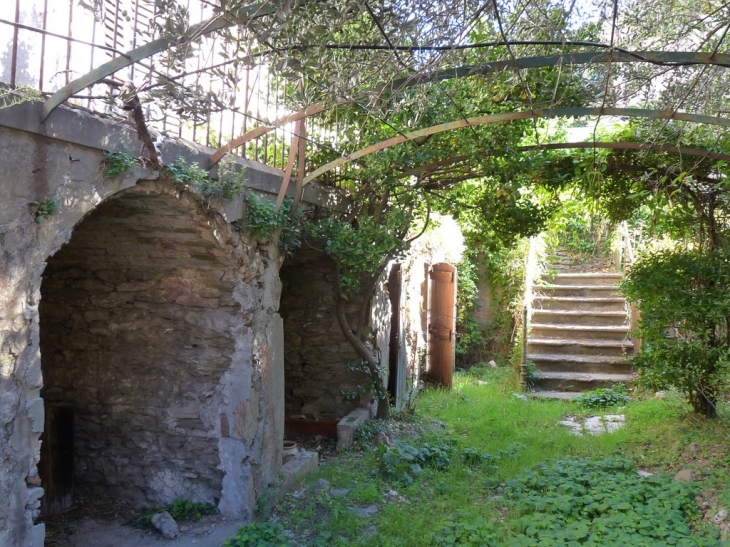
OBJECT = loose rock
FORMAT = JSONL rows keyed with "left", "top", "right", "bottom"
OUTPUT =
{"left": 151, "top": 511, "right": 179, "bottom": 539}
{"left": 363, "top": 525, "right": 378, "bottom": 539}
{"left": 351, "top": 505, "right": 380, "bottom": 518}
{"left": 674, "top": 469, "right": 695, "bottom": 482}
{"left": 330, "top": 488, "right": 350, "bottom": 497}
{"left": 313, "top": 478, "right": 330, "bottom": 492}
{"left": 711, "top": 509, "right": 728, "bottom": 525}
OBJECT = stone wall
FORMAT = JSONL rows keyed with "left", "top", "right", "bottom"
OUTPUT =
{"left": 40, "top": 191, "right": 242, "bottom": 507}
{"left": 0, "top": 105, "right": 289, "bottom": 547}
{"left": 279, "top": 248, "right": 390, "bottom": 417}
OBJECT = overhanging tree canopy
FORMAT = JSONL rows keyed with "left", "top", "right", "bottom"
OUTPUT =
{"left": 26, "top": 0, "right": 730, "bottom": 414}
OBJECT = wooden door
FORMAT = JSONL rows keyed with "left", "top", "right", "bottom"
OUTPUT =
{"left": 39, "top": 404, "right": 74, "bottom": 515}
{"left": 426, "top": 262, "right": 457, "bottom": 389}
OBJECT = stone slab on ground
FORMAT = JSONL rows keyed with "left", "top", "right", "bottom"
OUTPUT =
{"left": 560, "top": 414, "right": 625, "bottom": 436}
{"left": 275, "top": 450, "right": 320, "bottom": 501}
{"left": 337, "top": 407, "right": 370, "bottom": 451}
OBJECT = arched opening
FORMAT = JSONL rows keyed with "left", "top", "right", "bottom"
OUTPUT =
{"left": 38, "top": 189, "right": 245, "bottom": 516}
{"left": 278, "top": 246, "right": 392, "bottom": 450}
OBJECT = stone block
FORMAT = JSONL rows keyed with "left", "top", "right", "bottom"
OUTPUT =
{"left": 274, "top": 450, "right": 319, "bottom": 502}
{"left": 30, "top": 523, "right": 45, "bottom": 547}
{"left": 26, "top": 486, "right": 44, "bottom": 507}
{"left": 336, "top": 407, "right": 370, "bottom": 451}
{"left": 25, "top": 398, "right": 44, "bottom": 433}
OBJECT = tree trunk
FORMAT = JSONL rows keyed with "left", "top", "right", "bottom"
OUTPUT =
{"left": 335, "top": 292, "right": 390, "bottom": 419}
{"left": 690, "top": 388, "right": 717, "bottom": 418}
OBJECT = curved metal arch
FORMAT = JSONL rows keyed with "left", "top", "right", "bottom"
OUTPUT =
{"left": 208, "top": 99, "right": 348, "bottom": 167}
{"left": 210, "top": 51, "right": 730, "bottom": 166}
{"left": 302, "top": 107, "right": 730, "bottom": 184}
{"left": 388, "top": 51, "right": 730, "bottom": 90}
{"left": 401, "top": 142, "right": 730, "bottom": 180}
{"left": 41, "top": 1, "right": 279, "bottom": 121}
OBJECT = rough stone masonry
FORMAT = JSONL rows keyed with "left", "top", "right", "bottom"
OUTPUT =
{"left": 0, "top": 102, "right": 291, "bottom": 547}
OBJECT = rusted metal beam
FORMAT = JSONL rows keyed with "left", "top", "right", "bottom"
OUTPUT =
{"left": 209, "top": 99, "right": 348, "bottom": 167}
{"left": 304, "top": 108, "right": 730, "bottom": 184}
{"left": 400, "top": 142, "right": 730, "bottom": 183}
{"left": 520, "top": 141, "right": 730, "bottom": 161}
{"left": 389, "top": 51, "right": 730, "bottom": 90}
{"left": 212, "top": 51, "right": 730, "bottom": 165}
{"left": 41, "top": 1, "right": 279, "bottom": 121}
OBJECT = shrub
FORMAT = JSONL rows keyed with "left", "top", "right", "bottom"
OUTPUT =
{"left": 622, "top": 248, "right": 730, "bottom": 417}
{"left": 574, "top": 387, "right": 630, "bottom": 409}
{"left": 103, "top": 149, "right": 138, "bottom": 177}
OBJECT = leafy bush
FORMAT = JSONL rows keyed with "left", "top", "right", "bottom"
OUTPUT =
{"left": 166, "top": 157, "right": 244, "bottom": 201}
{"left": 241, "top": 193, "right": 302, "bottom": 256}
{"left": 379, "top": 438, "right": 457, "bottom": 484}
{"left": 622, "top": 248, "right": 730, "bottom": 416}
{"left": 30, "top": 198, "right": 59, "bottom": 223}
{"left": 433, "top": 458, "right": 721, "bottom": 546}
{"left": 104, "top": 149, "right": 138, "bottom": 177}
{"left": 223, "top": 522, "right": 290, "bottom": 547}
{"left": 306, "top": 210, "right": 410, "bottom": 295}
{"left": 574, "top": 387, "right": 630, "bottom": 409}
{"left": 379, "top": 439, "right": 523, "bottom": 485}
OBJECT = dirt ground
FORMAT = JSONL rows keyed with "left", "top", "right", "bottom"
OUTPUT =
{"left": 44, "top": 515, "right": 243, "bottom": 547}
{"left": 41, "top": 436, "right": 337, "bottom": 547}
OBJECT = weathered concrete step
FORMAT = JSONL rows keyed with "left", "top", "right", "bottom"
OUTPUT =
{"left": 532, "top": 371, "right": 635, "bottom": 391}
{"left": 530, "top": 323, "right": 630, "bottom": 341}
{"left": 536, "top": 284, "right": 621, "bottom": 297}
{"left": 531, "top": 309, "right": 628, "bottom": 327}
{"left": 533, "top": 296, "right": 627, "bottom": 312}
{"left": 528, "top": 353, "right": 633, "bottom": 374}
{"left": 542, "top": 272, "right": 623, "bottom": 286}
{"left": 528, "top": 337, "right": 634, "bottom": 357}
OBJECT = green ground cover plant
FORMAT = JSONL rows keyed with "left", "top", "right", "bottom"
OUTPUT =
{"left": 132, "top": 498, "right": 216, "bottom": 529}
{"left": 258, "top": 367, "right": 729, "bottom": 547}
{"left": 574, "top": 387, "right": 630, "bottom": 410}
{"left": 434, "top": 457, "right": 719, "bottom": 546}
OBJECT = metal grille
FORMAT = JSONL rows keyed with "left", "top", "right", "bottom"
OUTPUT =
{"left": 0, "top": 0, "right": 302, "bottom": 170}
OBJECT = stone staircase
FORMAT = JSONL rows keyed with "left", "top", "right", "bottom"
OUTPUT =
{"left": 527, "top": 271, "right": 635, "bottom": 397}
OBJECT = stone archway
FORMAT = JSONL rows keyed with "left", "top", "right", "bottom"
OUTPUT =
{"left": 0, "top": 124, "right": 286, "bottom": 547}
{"left": 35, "top": 183, "right": 284, "bottom": 521}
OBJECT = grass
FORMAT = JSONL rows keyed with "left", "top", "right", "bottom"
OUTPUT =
{"left": 263, "top": 366, "right": 730, "bottom": 546}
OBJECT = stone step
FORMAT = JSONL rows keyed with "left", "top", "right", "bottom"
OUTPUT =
{"left": 535, "top": 284, "right": 621, "bottom": 297}
{"left": 531, "top": 309, "right": 628, "bottom": 327}
{"left": 533, "top": 296, "right": 627, "bottom": 312}
{"left": 527, "top": 353, "right": 633, "bottom": 374}
{"left": 531, "top": 371, "right": 635, "bottom": 391}
{"left": 527, "top": 337, "right": 634, "bottom": 357}
{"left": 530, "top": 323, "right": 630, "bottom": 341}
{"left": 542, "top": 272, "right": 623, "bottom": 286}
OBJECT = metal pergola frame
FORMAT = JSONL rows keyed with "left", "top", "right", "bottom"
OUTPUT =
{"left": 36, "top": 8, "right": 730, "bottom": 189}
{"left": 301, "top": 107, "right": 730, "bottom": 184}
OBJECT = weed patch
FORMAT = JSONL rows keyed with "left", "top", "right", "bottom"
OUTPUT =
{"left": 435, "top": 457, "right": 722, "bottom": 545}
{"left": 574, "top": 386, "right": 630, "bottom": 410}
{"left": 256, "top": 368, "right": 729, "bottom": 547}
{"left": 130, "top": 499, "right": 216, "bottom": 529}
